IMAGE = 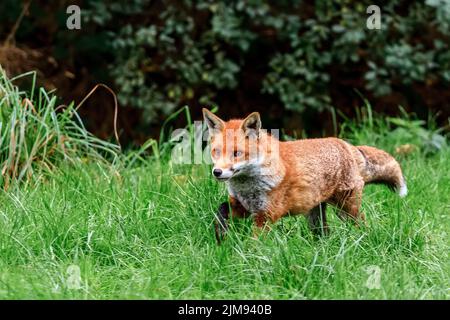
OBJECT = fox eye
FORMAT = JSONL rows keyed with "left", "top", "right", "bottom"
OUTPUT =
{"left": 233, "top": 150, "right": 243, "bottom": 157}
{"left": 212, "top": 148, "right": 221, "bottom": 158}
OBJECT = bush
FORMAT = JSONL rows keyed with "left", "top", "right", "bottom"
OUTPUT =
{"left": 0, "top": 0, "right": 449, "bottom": 129}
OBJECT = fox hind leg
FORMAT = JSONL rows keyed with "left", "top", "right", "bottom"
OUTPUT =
{"left": 333, "top": 187, "right": 366, "bottom": 224}
{"left": 307, "top": 202, "right": 329, "bottom": 236}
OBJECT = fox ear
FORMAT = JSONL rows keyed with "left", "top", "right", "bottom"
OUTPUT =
{"left": 203, "top": 108, "right": 224, "bottom": 134}
{"left": 241, "top": 112, "right": 261, "bottom": 138}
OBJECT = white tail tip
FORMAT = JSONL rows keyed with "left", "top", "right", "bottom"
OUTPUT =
{"left": 399, "top": 183, "right": 408, "bottom": 198}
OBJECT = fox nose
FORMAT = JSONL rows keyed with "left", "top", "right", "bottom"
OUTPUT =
{"left": 213, "top": 168, "right": 222, "bottom": 177}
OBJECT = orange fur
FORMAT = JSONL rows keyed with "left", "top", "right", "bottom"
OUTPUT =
{"left": 203, "top": 109, "right": 407, "bottom": 235}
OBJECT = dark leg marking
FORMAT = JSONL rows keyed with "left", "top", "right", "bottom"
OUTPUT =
{"left": 307, "top": 202, "right": 329, "bottom": 236}
{"left": 214, "top": 202, "right": 230, "bottom": 244}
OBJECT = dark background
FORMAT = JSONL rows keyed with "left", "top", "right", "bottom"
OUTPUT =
{"left": 0, "top": 0, "right": 449, "bottom": 146}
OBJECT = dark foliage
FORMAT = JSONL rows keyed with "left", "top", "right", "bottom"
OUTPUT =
{"left": 0, "top": 0, "right": 449, "bottom": 143}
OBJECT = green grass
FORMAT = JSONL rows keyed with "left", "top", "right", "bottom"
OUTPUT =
{"left": 0, "top": 118, "right": 449, "bottom": 299}
{"left": 0, "top": 70, "right": 448, "bottom": 299}
{"left": 0, "top": 67, "right": 119, "bottom": 190}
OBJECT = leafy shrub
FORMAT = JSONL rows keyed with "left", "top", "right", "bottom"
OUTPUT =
{"left": 89, "top": 0, "right": 450, "bottom": 121}
{"left": 340, "top": 102, "right": 448, "bottom": 156}
{"left": 0, "top": 0, "right": 449, "bottom": 127}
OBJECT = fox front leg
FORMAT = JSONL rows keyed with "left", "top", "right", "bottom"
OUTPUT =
{"left": 214, "top": 202, "right": 230, "bottom": 243}
{"left": 251, "top": 210, "right": 279, "bottom": 239}
{"left": 214, "top": 197, "right": 249, "bottom": 244}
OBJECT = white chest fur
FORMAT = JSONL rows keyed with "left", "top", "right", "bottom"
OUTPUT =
{"left": 226, "top": 174, "right": 281, "bottom": 213}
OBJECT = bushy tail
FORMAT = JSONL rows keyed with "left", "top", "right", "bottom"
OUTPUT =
{"left": 357, "top": 145, "right": 408, "bottom": 198}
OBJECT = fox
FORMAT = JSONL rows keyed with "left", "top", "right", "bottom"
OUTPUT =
{"left": 202, "top": 109, "right": 408, "bottom": 242}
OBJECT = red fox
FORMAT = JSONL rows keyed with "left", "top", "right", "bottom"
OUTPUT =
{"left": 203, "top": 109, "right": 407, "bottom": 241}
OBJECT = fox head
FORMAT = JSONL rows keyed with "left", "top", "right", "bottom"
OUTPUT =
{"left": 203, "top": 108, "right": 272, "bottom": 181}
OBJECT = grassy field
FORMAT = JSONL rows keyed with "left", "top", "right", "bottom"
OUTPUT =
{"left": 0, "top": 71, "right": 449, "bottom": 299}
